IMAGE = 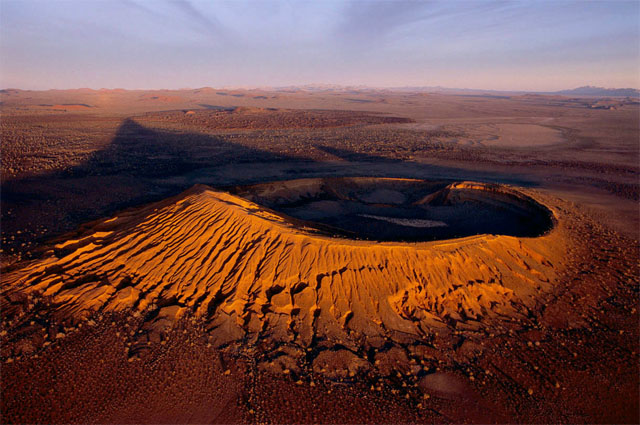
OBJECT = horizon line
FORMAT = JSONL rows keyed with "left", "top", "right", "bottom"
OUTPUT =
{"left": 2, "top": 84, "right": 639, "bottom": 93}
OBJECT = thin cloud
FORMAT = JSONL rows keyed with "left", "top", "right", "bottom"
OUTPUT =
{"left": 171, "top": 1, "right": 229, "bottom": 40}
{"left": 335, "top": 1, "right": 433, "bottom": 40}
{"left": 332, "top": 0, "right": 512, "bottom": 48}
{"left": 124, "top": 0, "right": 232, "bottom": 43}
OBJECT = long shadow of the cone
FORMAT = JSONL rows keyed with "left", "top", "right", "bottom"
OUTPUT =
{"left": 72, "top": 118, "right": 298, "bottom": 178}
{"left": 0, "top": 118, "right": 301, "bottom": 258}
{"left": 1, "top": 117, "right": 541, "bottom": 259}
{"left": 313, "top": 144, "right": 401, "bottom": 163}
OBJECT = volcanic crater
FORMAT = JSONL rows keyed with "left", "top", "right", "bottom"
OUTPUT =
{"left": 230, "top": 177, "right": 555, "bottom": 242}
{"left": 2, "top": 176, "right": 566, "bottom": 379}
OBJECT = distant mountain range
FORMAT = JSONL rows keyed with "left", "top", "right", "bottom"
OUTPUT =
{"left": 385, "top": 85, "right": 639, "bottom": 98}
{"left": 548, "top": 86, "right": 640, "bottom": 97}
{"left": 271, "top": 84, "right": 640, "bottom": 98}
{"left": 2, "top": 85, "right": 638, "bottom": 98}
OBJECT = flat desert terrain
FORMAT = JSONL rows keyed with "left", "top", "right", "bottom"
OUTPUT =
{"left": 1, "top": 88, "right": 638, "bottom": 423}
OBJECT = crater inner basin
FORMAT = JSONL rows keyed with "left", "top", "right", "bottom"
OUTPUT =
{"left": 230, "top": 177, "right": 555, "bottom": 242}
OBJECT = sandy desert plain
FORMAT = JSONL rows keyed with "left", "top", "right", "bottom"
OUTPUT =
{"left": 0, "top": 87, "right": 638, "bottom": 423}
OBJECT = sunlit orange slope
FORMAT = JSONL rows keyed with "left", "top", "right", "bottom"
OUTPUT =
{"left": 2, "top": 182, "right": 566, "bottom": 353}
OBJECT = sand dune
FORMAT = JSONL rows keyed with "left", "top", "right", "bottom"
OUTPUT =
{"left": 2, "top": 181, "right": 565, "bottom": 373}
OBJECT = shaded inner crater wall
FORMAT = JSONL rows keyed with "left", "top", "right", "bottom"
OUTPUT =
{"left": 231, "top": 178, "right": 555, "bottom": 241}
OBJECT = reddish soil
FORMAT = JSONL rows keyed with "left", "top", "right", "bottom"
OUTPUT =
{"left": 1, "top": 89, "right": 638, "bottom": 424}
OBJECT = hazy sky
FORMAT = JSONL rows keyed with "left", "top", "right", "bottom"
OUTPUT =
{"left": 1, "top": 0, "right": 639, "bottom": 90}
